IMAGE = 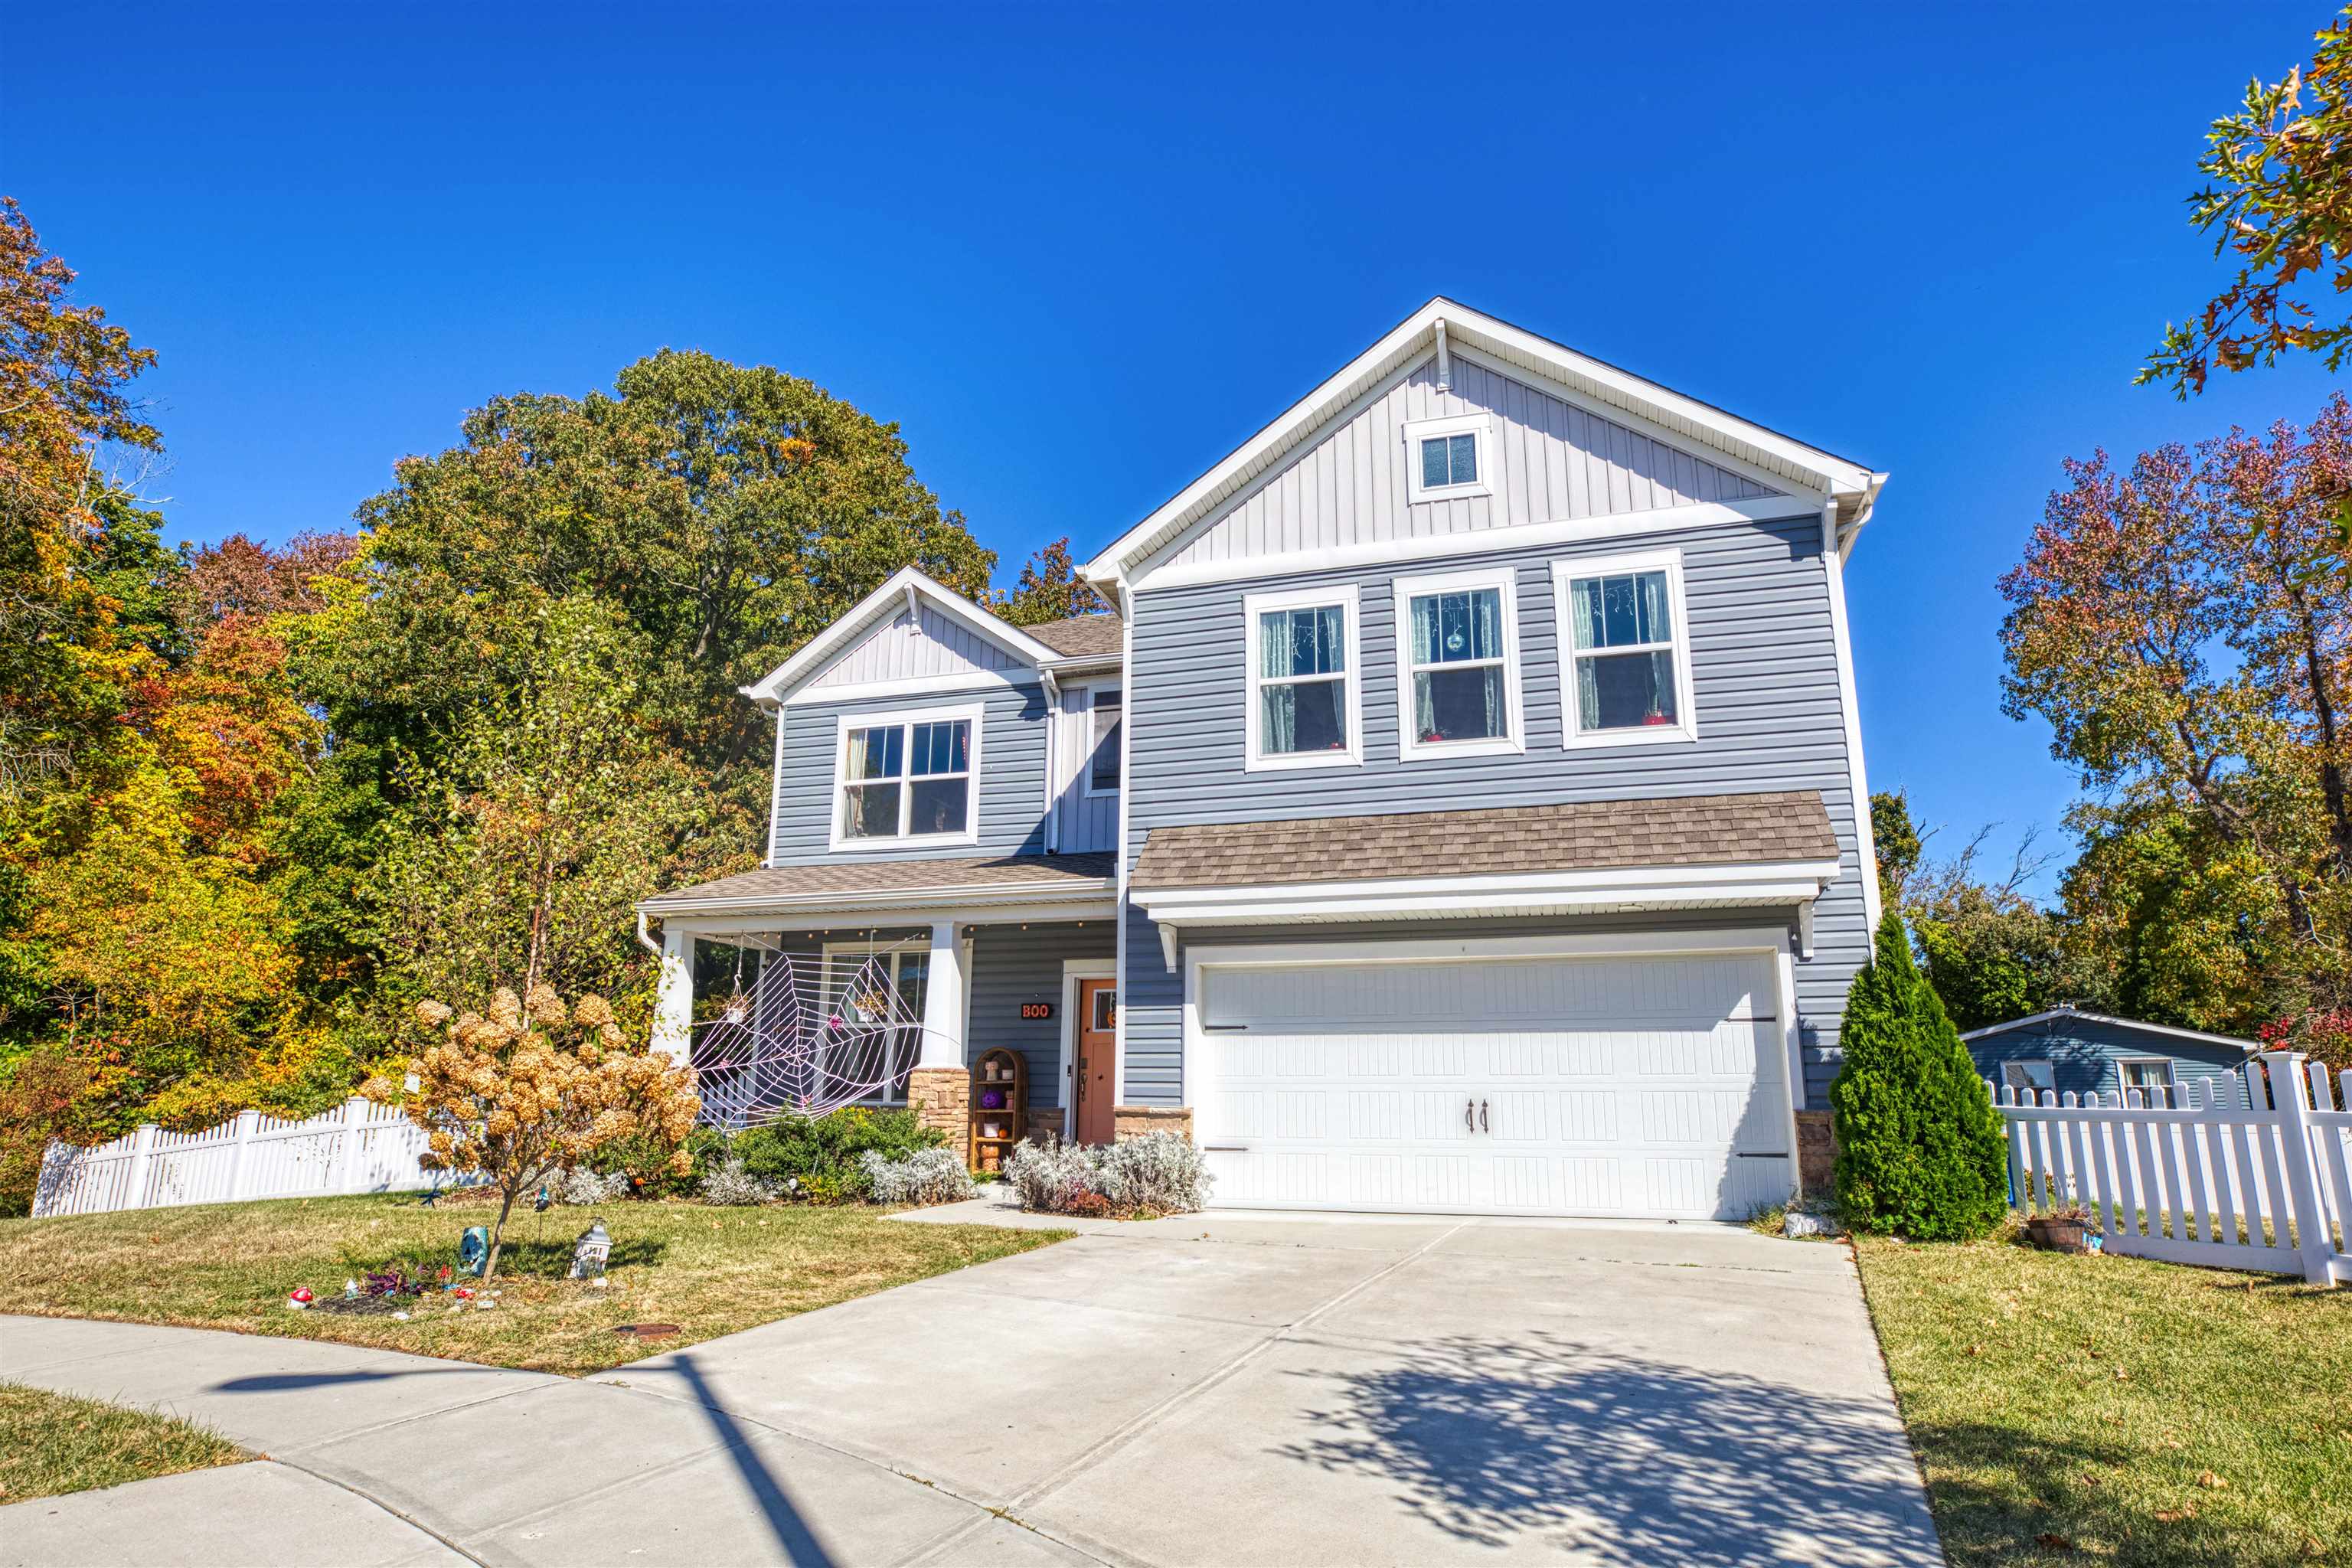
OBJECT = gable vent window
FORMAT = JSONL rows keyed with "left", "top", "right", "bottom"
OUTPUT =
{"left": 1086, "top": 689, "right": 1122, "bottom": 795}
{"left": 1420, "top": 433, "right": 1478, "bottom": 490}
{"left": 1403, "top": 413, "right": 1492, "bottom": 503}
{"left": 833, "top": 706, "right": 980, "bottom": 847}
{"left": 1553, "top": 551, "right": 1699, "bottom": 749}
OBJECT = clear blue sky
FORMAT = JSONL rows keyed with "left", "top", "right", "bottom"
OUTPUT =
{"left": 7, "top": 3, "right": 2342, "bottom": 895}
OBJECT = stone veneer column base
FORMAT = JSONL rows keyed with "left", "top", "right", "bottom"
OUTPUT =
{"left": 908, "top": 1067, "right": 972, "bottom": 1166}
{"left": 1112, "top": 1105, "right": 1194, "bottom": 1142}
{"left": 1794, "top": 1109, "right": 1836, "bottom": 1198}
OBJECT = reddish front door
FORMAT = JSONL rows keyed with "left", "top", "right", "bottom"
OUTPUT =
{"left": 1074, "top": 978, "right": 1118, "bottom": 1145}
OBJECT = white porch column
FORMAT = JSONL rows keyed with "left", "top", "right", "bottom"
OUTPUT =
{"left": 653, "top": 926, "right": 696, "bottom": 1067}
{"left": 919, "top": 920, "right": 966, "bottom": 1068}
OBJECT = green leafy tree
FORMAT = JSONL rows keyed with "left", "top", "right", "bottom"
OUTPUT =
{"left": 991, "top": 537, "right": 1106, "bottom": 626}
{"left": 1869, "top": 790, "right": 1922, "bottom": 914}
{"left": 1831, "top": 913, "right": 2011, "bottom": 1240}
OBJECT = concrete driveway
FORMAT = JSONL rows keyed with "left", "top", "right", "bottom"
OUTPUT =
{"left": 2, "top": 1214, "right": 1940, "bottom": 1566}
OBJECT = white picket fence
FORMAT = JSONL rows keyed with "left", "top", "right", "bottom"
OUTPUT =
{"left": 31, "top": 1097, "right": 478, "bottom": 1218}
{"left": 1998, "top": 1050, "right": 2351, "bottom": 1287}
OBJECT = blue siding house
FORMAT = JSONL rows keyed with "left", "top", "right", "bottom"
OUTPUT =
{"left": 640, "top": 298, "right": 1888, "bottom": 1220}
{"left": 1964, "top": 1008, "right": 2258, "bottom": 1109}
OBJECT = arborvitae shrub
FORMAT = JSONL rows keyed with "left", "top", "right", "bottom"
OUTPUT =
{"left": 1830, "top": 913, "right": 2010, "bottom": 1240}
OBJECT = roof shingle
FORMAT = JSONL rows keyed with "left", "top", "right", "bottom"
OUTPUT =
{"left": 1131, "top": 792, "right": 1838, "bottom": 891}
{"left": 1024, "top": 612, "right": 1122, "bottom": 659}
{"left": 643, "top": 852, "right": 1116, "bottom": 911}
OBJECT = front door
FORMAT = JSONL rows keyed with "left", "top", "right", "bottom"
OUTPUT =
{"left": 1074, "top": 978, "right": 1118, "bottom": 1145}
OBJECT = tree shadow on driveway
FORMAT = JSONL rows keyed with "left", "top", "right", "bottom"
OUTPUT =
{"left": 1272, "top": 1331, "right": 1940, "bottom": 1566}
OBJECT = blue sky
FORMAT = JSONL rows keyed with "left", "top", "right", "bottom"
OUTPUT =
{"left": 6, "top": 3, "right": 2343, "bottom": 895}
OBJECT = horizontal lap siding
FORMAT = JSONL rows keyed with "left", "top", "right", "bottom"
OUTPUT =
{"left": 969, "top": 921, "right": 1117, "bottom": 1111}
{"left": 769, "top": 685, "right": 1049, "bottom": 864}
{"left": 1123, "top": 511, "right": 1870, "bottom": 1108}
{"left": 1968, "top": 1020, "right": 2253, "bottom": 1108}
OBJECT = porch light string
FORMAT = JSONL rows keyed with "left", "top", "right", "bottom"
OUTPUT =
{"left": 688, "top": 951, "right": 936, "bottom": 1126}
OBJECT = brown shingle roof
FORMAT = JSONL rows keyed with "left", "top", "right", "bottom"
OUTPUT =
{"left": 1131, "top": 792, "right": 1838, "bottom": 890}
{"left": 642, "top": 852, "right": 1116, "bottom": 911}
{"left": 1025, "top": 612, "right": 1122, "bottom": 659}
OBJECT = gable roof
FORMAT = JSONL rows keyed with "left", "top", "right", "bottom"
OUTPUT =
{"left": 1025, "top": 612, "right": 1122, "bottom": 660}
{"left": 740, "top": 567, "right": 1064, "bottom": 706}
{"left": 1958, "top": 1008, "right": 2257, "bottom": 1055}
{"left": 1083, "top": 297, "right": 1886, "bottom": 584}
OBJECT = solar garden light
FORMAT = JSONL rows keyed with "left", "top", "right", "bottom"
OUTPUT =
{"left": 570, "top": 1218, "right": 612, "bottom": 1281}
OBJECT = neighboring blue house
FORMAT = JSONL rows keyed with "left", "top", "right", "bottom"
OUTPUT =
{"left": 640, "top": 298, "right": 1887, "bottom": 1220}
{"left": 1963, "top": 1008, "right": 2259, "bottom": 1109}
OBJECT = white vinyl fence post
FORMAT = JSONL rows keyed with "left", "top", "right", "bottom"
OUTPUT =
{"left": 225, "top": 1109, "right": 261, "bottom": 1201}
{"left": 2262, "top": 1051, "right": 2334, "bottom": 1285}
{"left": 126, "top": 1123, "right": 159, "bottom": 1210}
{"left": 337, "top": 1096, "right": 369, "bottom": 1194}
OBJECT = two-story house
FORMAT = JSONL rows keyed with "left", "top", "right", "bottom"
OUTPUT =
{"left": 639, "top": 298, "right": 1885, "bottom": 1221}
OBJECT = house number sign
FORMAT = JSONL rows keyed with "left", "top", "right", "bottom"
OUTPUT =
{"left": 1019, "top": 1001, "right": 1056, "bottom": 1020}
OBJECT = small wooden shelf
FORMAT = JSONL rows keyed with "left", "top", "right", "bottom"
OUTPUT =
{"left": 969, "top": 1049, "right": 1027, "bottom": 1173}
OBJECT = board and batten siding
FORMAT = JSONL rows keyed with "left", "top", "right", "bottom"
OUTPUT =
{"left": 1966, "top": 1018, "right": 2255, "bottom": 1109}
{"left": 807, "top": 602, "right": 1027, "bottom": 690}
{"left": 768, "top": 684, "right": 1049, "bottom": 864}
{"left": 1154, "top": 352, "right": 1779, "bottom": 572}
{"left": 1049, "top": 682, "right": 1119, "bottom": 854}
{"left": 1120, "top": 509, "right": 1871, "bottom": 1109}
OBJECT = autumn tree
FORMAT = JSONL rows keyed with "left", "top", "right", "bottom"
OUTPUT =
{"left": 991, "top": 537, "right": 1108, "bottom": 626}
{"left": 391, "top": 985, "right": 699, "bottom": 1282}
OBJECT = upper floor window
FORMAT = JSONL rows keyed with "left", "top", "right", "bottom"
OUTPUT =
{"left": 1245, "top": 585, "right": 1362, "bottom": 771}
{"left": 831, "top": 704, "right": 981, "bottom": 848}
{"left": 1393, "top": 569, "right": 1522, "bottom": 760}
{"left": 1552, "top": 550, "right": 1698, "bottom": 747}
{"left": 1085, "top": 688, "right": 1122, "bottom": 795}
{"left": 1403, "top": 413, "right": 1492, "bottom": 503}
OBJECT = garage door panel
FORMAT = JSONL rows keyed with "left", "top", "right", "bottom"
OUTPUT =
{"left": 1193, "top": 949, "right": 1795, "bottom": 1221}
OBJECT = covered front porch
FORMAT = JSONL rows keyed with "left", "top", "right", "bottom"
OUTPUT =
{"left": 636, "top": 854, "right": 1120, "bottom": 1161}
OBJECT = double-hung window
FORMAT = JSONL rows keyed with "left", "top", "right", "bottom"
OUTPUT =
{"left": 831, "top": 704, "right": 982, "bottom": 848}
{"left": 1393, "top": 569, "right": 1521, "bottom": 760}
{"left": 1553, "top": 550, "right": 1699, "bottom": 747}
{"left": 1403, "top": 413, "right": 1492, "bottom": 503}
{"left": 1084, "top": 688, "right": 1122, "bottom": 796}
{"left": 1244, "top": 585, "right": 1362, "bottom": 770}
{"left": 2119, "top": 1058, "right": 2177, "bottom": 1108}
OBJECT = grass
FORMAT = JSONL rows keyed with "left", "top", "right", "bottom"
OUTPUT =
{"left": 0, "top": 1192, "right": 1067, "bottom": 1376}
{"left": 0, "top": 1383, "right": 247, "bottom": 1504}
{"left": 1854, "top": 1227, "right": 2350, "bottom": 1566}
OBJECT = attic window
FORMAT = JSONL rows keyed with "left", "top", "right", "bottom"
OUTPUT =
{"left": 1421, "top": 433, "right": 1477, "bottom": 489}
{"left": 1403, "top": 413, "right": 1493, "bottom": 503}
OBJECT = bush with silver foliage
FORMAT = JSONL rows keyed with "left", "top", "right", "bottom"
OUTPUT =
{"left": 697, "top": 1158, "right": 779, "bottom": 1206}
{"left": 859, "top": 1147, "right": 979, "bottom": 1206}
{"left": 1004, "top": 1132, "right": 1210, "bottom": 1217}
{"left": 557, "top": 1167, "right": 629, "bottom": 1205}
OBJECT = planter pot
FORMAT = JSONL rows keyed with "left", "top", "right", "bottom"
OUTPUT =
{"left": 2026, "top": 1215, "right": 2092, "bottom": 1254}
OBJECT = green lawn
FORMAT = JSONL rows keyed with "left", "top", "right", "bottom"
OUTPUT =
{"left": 0, "top": 1383, "right": 247, "bottom": 1504}
{"left": 1854, "top": 1230, "right": 2350, "bottom": 1566}
{"left": 0, "top": 1193, "right": 1065, "bottom": 1376}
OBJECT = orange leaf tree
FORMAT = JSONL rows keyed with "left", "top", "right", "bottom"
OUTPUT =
{"left": 390, "top": 984, "right": 699, "bottom": 1282}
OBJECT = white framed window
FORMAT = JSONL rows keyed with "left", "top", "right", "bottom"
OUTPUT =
{"left": 1392, "top": 567, "right": 1523, "bottom": 760}
{"left": 828, "top": 703, "right": 982, "bottom": 850}
{"left": 2119, "top": 1058, "right": 2177, "bottom": 1107}
{"left": 1244, "top": 584, "right": 1363, "bottom": 772}
{"left": 2002, "top": 1060, "right": 2056, "bottom": 1098}
{"left": 1403, "top": 413, "right": 1493, "bottom": 503}
{"left": 1552, "top": 549, "right": 1700, "bottom": 748}
{"left": 820, "top": 941, "right": 929, "bottom": 1102}
{"left": 1083, "top": 687, "right": 1122, "bottom": 798}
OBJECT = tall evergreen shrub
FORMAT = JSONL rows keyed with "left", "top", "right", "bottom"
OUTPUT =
{"left": 1830, "top": 913, "right": 2010, "bottom": 1240}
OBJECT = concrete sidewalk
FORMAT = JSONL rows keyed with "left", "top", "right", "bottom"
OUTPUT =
{"left": 2, "top": 1215, "right": 1941, "bottom": 1567}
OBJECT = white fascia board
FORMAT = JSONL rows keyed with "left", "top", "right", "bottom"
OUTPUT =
{"left": 642, "top": 884, "right": 1116, "bottom": 924}
{"left": 742, "top": 567, "right": 1063, "bottom": 704}
{"left": 782, "top": 669, "right": 1040, "bottom": 707}
{"left": 1183, "top": 925, "right": 1794, "bottom": 969}
{"left": 1135, "top": 860, "right": 1841, "bottom": 926}
{"left": 1087, "top": 296, "right": 1877, "bottom": 582}
{"left": 1958, "top": 1009, "right": 2257, "bottom": 1053}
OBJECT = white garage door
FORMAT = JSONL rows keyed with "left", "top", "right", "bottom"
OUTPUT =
{"left": 1190, "top": 949, "right": 1794, "bottom": 1220}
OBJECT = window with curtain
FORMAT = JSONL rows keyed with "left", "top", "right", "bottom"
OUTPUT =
{"left": 1406, "top": 586, "right": 1507, "bottom": 744}
{"left": 2120, "top": 1059, "right": 2177, "bottom": 1107}
{"left": 840, "top": 716, "right": 973, "bottom": 840}
{"left": 1566, "top": 568, "right": 1683, "bottom": 733}
{"left": 1086, "top": 690, "right": 1122, "bottom": 793}
{"left": 1257, "top": 603, "right": 1349, "bottom": 756}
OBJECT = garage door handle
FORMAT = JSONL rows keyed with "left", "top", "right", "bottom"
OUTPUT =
{"left": 1480, "top": 1099, "right": 1490, "bottom": 1133}
{"left": 1464, "top": 1098, "right": 1475, "bottom": 1131}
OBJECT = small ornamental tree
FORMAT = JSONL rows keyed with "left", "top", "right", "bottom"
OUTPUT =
{"left": 1830, "top": 913, "right": 2010, "bottom": 1241}
{"left": 386, "top": 984, "right": 700, "bottom": 1281}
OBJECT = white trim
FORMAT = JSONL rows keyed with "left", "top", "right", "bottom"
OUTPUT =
{"left": 1112, "top": 584, "right": 1135, "bottom": 1105}
{"left": 1058, "top": 958, "right": 1117, "bottom": 1138}
{"left": 1391, "top": 566, "right": 1524, "bottom": 761}
{"left": 1084, "top": 297, "right": 1877, "bottom": 583}
{"left": 827, "top": 702, "right": 985, "bottom": 851}
{"left": 743, "top": 566, "right": 1061, "bottom": 704}
{"left": 1080, "top": 682, "right": 1123, "bottom": 799}
{"left": 2000, "top": 1059, "right": 2058, "bottom": 1093}
{"left": 1243, "top": 584, "right": 1364, "bottom": 773}
{"left": 1136, "top": 858, "right": 1841, "bottom": 928}
{"left": 1551, "top": 547, "right": 1700, "bottom": 749}
{"left": 1402, "top": 411, "right": 1493, "bottom": 503}
{"left": 785, "top": 668, "right": 1037, "bottom": 707}
{"left": 1821, "top": 503, "right": 1882, "bottom": 933}
{"left": 763, "top": 707, "right": 787, "bottom": 866}
{"left": 1772, "top": 939, "right": 1805, "bottom": 1135}
{"left": 1133, "top": 496, "right": 1809, "bottom": 594}
{"left": 1959, "top": 1008, "right": 2258, "bottom": 1054}
{"left": 650, "top": 897, "right": 1118, "bottom": 939}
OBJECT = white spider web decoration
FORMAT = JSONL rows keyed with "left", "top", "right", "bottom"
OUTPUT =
{"left": 690, "top": 951, "right": 937, "bottom": 1127}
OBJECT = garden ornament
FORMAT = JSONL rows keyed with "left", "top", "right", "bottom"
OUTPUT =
{"left": 570, "top": 1218, "right": 612, "bottom": 1280}
{"left": 458, "top": 1225, "right": 489, "bottom": 1276}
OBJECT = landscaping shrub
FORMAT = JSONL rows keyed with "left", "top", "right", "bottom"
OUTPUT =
{"left": 1830, "top": 912, "right": 2010, "bottom": 1240}
{"left": 860, "top": 1148, "right": 978, "bottom": 1205}
{"left": 697, "top": 1158, "right": 778, "bottom": 1206}
{"left": 556, "top": 1167, "right": 628, "bottom": 1205}
{"left": 727, "top": 1106, "right": 946, "bottom": 1203}
{"left": 1004, "top": 1132, "right": 1210, "bottom": 1218}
